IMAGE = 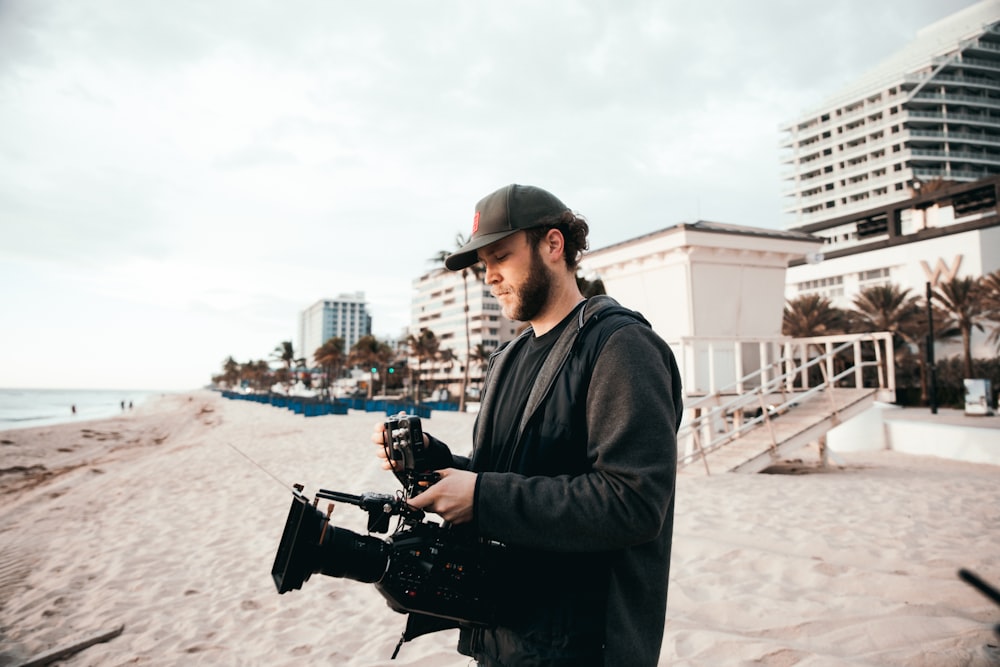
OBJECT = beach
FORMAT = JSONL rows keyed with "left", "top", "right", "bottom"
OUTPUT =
{"left": 1, "top": 391, "right": 998, "bottom": 666}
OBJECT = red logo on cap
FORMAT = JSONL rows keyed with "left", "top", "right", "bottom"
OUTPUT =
{"left": 472, "top": 210, "right": 480, "bottom": 234}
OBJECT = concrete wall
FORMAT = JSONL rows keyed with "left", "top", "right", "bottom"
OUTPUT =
{"left": 827, "top": 403, "right": 1000, "bottom": 466}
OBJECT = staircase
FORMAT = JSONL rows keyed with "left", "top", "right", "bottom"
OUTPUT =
{"left": 677, "top": 333, "right": 895, "bottom": 475}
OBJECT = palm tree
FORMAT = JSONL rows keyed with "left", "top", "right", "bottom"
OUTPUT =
{"left": 221, "top": 356, "right": 240, "bottom": 388}
{"left": 437, "top": 348, "right": 456, "bottom": 398}
{"left": 272, "top": 341, "right": 295, "bottom": 370}
{"left": 314, "top": 337, "right": 345, "bottom": 398}
{"left": 433, "top": 234, "right": 486, "bottom": 412}
{"left": 468, "top": 342, "right": 495, "bottom": 399}
{"left": 252, "top": 359, "right": 271, "bottom": 391}
{"left": 850, "top": 284, "right": 923, "bottom": 363}
{"left": 849, "top": 285, "right": 922, "bottom": 342}
{"left": 271, "top": 341, "right": 297, "bottom": 393}
{"left": 349, "top": 335, "right": 393, "bottom": 399}
{"left": 908, "top": 296, "right": 959, "bottom": 404}
{"left": 932, "top": 276, "right": 987, "bottom": 378}
{"left": 407, "top": 328, "right": 440, "bottom": 404}
{"left": 782, "top": 294, "right": 849, "bottom": 387}
{"left": 782, "top": 295, "right": 848, "bottom": 338}
{"left": 981, "top": 270, "right": 1000, "bottom": 350}
{"left": 848, "top": 284, "right": 929, "bottom": 402}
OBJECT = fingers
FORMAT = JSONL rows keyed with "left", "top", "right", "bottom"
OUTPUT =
{"left": 404, "top": 470, "right": 475, "bottom": 525}
{"left": 371, "top": 422, "right": 387, "bottom": 446}
{"left": 372, "top": 422, "right": 396, "bottom": 470}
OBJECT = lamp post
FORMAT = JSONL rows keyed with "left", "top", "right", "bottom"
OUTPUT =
{"left": 925, "top": 281, "right": 938, "bottom": 415}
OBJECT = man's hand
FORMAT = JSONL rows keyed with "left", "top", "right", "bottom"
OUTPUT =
{"left": 371, "top": 421, "right": 397, "bottom": 471}
{"left": 405, "top": 469, "right": 477, "bottom": 525}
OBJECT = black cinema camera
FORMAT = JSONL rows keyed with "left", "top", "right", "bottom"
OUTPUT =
{"left": 271, "top": 413, "right": 503, "bottom": 653}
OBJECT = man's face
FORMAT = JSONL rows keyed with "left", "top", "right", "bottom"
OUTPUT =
{"left": 477, "top": 231, "right": 552, "bottom": 323}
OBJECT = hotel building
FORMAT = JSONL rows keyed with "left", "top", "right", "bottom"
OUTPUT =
{"left": 781, "top": 0, "right": 1000, "bottom": 227}
{"left": 410, "top": 268, "right": 519, "bottom": 388}
{"left": 785, "top": 176, "right": 1000, "bottom": 358}
{"left": 298, "top": 293, "right": 372, "bottom": 368}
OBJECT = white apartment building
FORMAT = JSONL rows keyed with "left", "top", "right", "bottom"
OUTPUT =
{"left": 410, "top": 268, "right": 519, "bottom": 388}
{"left": 781, "top": 0, "right": 1000, "bottom": 227}
{"left": 298, "top": 293, "right": 372, "bottom": 368}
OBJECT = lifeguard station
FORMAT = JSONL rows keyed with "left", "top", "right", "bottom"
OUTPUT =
{"left": 580, "top": 221, "right": 896, "bottom": 474}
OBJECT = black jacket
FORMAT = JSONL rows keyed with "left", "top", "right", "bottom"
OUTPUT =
{"left": 437, "top": 296, "right": 683, "bottom": 666}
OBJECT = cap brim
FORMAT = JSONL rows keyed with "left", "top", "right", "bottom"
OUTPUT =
{"left": 445, "top": 229, "right": 520, "bottom": 270}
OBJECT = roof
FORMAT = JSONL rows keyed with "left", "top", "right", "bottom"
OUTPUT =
{"left": 589, "top": 220, "right": 819, "bottom": 256}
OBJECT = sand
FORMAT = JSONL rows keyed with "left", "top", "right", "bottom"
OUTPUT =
{"left": 0, "top": 391, "right": 997, "bottom": 666}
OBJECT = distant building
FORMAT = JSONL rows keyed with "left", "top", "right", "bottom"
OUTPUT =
{"left": 786, "top": 175, "right": 1000, "bottom": 358}
{"left": 298, "top": 293, "right": 372, "bottom": 368}
{"left": 410, "top": 268, "right": 519, "bottom": 390}
{"left": 781, "top": 0, "right": 1000, "bottom": 227}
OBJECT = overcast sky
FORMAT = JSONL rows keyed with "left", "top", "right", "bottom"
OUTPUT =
{"left": 0, "top": 0, "right": 981, "bottom": 390}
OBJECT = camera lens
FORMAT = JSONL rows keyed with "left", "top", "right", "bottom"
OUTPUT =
{"left": 319, "top": 526, "right": 389, "bottom": 584}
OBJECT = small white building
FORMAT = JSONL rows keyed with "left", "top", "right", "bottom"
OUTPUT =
{"left": 580, "top": 221, "right": 821, "bottom": 394}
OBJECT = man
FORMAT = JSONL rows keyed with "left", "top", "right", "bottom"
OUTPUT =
{"left": 374, "top": 184, "right": 682, "bottom": 666}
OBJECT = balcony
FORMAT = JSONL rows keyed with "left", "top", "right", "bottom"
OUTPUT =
{"left": 905, "top": 109, "right": 1000, "bottom": 128}
{"left": 908, "top": 128, "right": 1000, "bottom": 147}
{"left": 910, "top": 91, "right": 1000, "bottom": 108}
{"left": 912, "top": 167, "right": 993, "bottom": 180}
{"left": 910, "top": 148, "right": 1000, "bottom": 165}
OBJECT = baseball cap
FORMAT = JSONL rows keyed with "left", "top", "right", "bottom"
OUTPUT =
{"left": 445, "top": 184, "right": 570, "bottom": 271}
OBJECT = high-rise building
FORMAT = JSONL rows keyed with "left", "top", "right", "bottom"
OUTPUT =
{"left": 410, "top": 268, "right": 519, "bottom": 389}
{"left": 781, "top": 1, "right": 1000, "bottom": 227}
{"left": 298, "top": 293, "right": 372, "bottom": 368}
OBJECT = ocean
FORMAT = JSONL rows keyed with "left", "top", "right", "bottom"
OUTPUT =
{"left": 0, "top": 388, "right": 173, "bottom": 432}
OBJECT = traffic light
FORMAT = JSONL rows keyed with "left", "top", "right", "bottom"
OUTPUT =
{"left": 388, "top": 367, "right": 395, "bottom": 374}
{"left": 371, "top": 367, "right": 377, "bottom": 374}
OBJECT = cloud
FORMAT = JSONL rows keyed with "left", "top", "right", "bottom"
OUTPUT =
{"left": 0, "top": 0, "right": 983, "bottom": 389}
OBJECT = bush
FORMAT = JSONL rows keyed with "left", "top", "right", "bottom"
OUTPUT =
{"left": 894, "top": 355, "right": 1000, "bottom": 409}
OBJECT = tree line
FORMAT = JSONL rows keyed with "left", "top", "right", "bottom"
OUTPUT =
{"left": 211, "top": 331, "right": 498, "bottom": 407}
{"left": 783, "top": 271, "right": 1000, "bottom": 407}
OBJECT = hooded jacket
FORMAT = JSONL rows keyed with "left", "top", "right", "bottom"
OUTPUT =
{"left": 435, "top": 295, "right": 682, "bottom": 666}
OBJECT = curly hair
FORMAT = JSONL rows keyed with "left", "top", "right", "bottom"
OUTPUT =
{"left": 525, "top": 210, "right": 590, "bottom": 270}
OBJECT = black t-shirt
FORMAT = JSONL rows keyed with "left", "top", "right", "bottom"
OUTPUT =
{"left": 485, "top": 302, "right": 584, "bottom": 472}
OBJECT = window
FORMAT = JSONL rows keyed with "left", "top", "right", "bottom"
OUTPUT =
{"left": 858, "top": 267, "right": 891, "bottom": 289}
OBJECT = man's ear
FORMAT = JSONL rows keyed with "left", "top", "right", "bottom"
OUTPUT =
{"left": 544, "top": 228, "right": 565, "bottom": 264}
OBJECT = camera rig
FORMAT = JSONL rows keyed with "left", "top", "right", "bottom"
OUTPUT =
{"left": 270, "top": 413, "right": 503, "bottom": 657}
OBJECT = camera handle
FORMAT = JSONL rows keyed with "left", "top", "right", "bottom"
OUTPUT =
{"left": 315, "top": 488, "right": 425, "bottom": 534}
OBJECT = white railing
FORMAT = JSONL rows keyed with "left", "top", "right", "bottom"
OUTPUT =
{"left": 675, "top": 332, "right": 895, "bottom": 473}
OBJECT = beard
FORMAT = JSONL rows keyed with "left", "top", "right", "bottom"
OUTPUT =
{"left": 502, "top": 245, "right": 552, "bottom": 322}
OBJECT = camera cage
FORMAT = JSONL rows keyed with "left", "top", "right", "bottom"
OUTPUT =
{"left": 271, "top": 412, "right": 503, "bottom": 642}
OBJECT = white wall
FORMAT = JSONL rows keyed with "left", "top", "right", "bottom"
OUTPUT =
{"left": 786, "top": 227, "right": 1000, "bottom": 358}
{"left": 827, "top": 404, "right": 1000, "bottom": 466}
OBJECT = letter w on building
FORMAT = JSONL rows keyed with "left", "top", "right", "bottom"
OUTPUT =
{"left": 920, "top": 256, "right": 963, "bottom": 286}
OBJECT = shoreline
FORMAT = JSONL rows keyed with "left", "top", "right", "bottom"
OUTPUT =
{"left": 1, "top": 391, "right": 998, "bottom": 666}
{"left": 0, "top": 388, "right": 179, "bottom": 434}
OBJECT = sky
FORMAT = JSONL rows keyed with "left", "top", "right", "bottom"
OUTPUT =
{"left": 0, "top": 0, "right": 982, "bottom": 391}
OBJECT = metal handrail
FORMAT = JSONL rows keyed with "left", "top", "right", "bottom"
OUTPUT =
{"left": 678, "top": 362, "right": 879, "bottom": 467}
{"left": 678, "top": 334, "right": 891, "bottom": 472}
{"left": 684, "top": 335, "right": 870, "bottom": 411}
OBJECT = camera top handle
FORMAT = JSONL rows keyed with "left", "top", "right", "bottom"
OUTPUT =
{"left": 315, "top": 488, "right": 425, "bottom": 534}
